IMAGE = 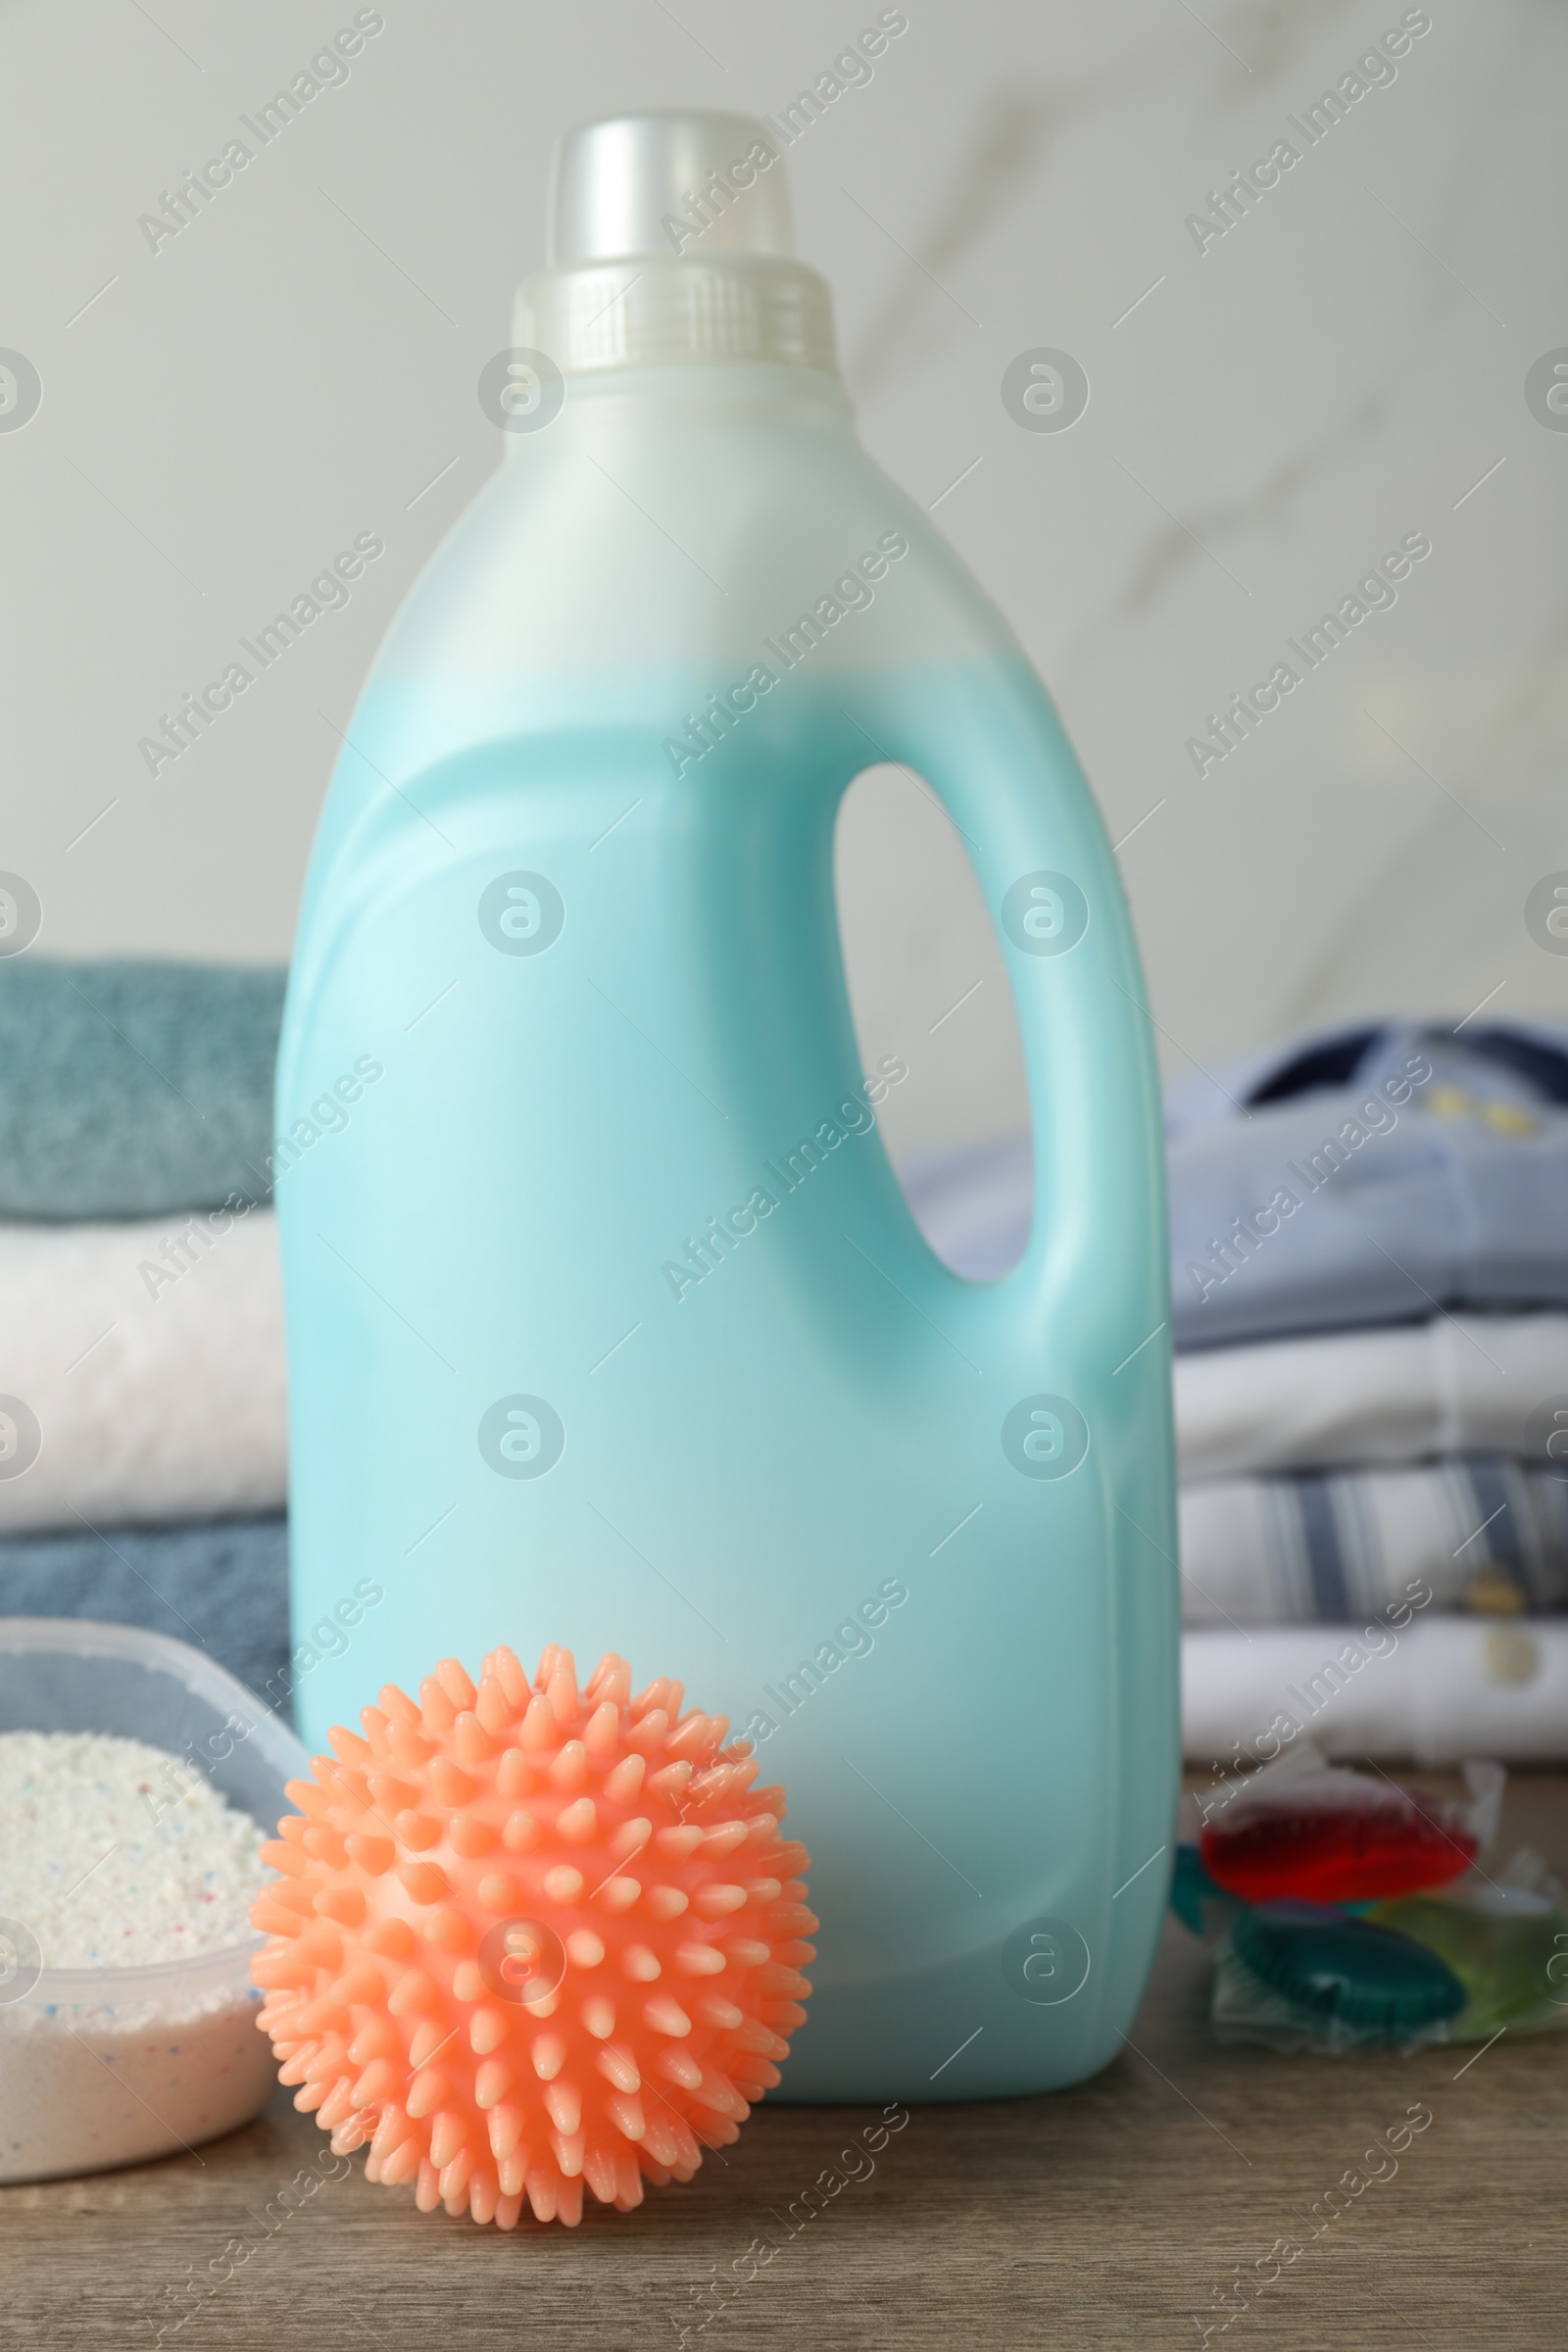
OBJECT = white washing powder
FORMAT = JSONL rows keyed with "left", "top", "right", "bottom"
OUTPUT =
{"left": 0, "top": 1730, "right": 279, "bottom": 2182}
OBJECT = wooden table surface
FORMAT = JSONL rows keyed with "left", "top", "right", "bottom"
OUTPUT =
{"left": 9, "top": 1772, "right": 1565, "bottom": 2351}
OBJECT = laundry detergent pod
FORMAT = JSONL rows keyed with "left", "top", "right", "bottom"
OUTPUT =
{"left": 1372, "top": 1873, "right": 1568, "bottom": 2040}
{"left": 1169, "top": 1842, "right": 1242, "bottom": 1940}
{"left": 1232, "top": 1902, "right": 1466, "bottom": 2038}
{"left": 1200, "top": 1765, "right": 1479, "bottom": 1904}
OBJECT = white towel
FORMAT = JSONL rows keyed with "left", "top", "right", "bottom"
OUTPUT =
{"left": 1175, "top": 1313, "right": 1568, "bottom": 1481}
{"left": 1183, "top": 1617, "right": 1568, "bottom": 1764}
{"left": 0, "top": 1208, "right": 286, "bottom": 1534}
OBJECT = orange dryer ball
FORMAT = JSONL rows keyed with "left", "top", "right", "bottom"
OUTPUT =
{"left": 249, "top": 1644, "right": 815, "bottom": 2228}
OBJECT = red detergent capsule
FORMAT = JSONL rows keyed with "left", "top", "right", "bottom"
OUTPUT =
{"left": 1200, "top": 1769, "right": 1477, "bottom": 1904}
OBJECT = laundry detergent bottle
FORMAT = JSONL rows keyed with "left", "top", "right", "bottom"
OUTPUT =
{"left": 277, "top": 111, "right": 1176, "bottom": 2103}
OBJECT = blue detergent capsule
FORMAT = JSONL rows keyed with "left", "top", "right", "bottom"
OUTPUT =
{"left": 1170, "top": 1842, "right": 1240, "bottom": 1938}
{"left": 1234, "top": 1902, "right": 1468, "bottom": 2035}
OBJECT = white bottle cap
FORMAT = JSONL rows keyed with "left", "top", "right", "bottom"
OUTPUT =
{"left": 516, "top": 111, "right": 836, "bottom": 376}
{"left": 549, "top": 112, "right": 796, "bottom": 266}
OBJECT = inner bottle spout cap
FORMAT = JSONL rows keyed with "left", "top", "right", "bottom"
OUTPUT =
{"left": 547, "top": 111, "right": 795, "bottom": 267}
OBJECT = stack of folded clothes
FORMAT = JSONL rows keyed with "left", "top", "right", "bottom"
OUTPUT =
{"left": 13, "top": 963, "right": 1567, "bottom": 1765}
{"left": 0, "top": 959, "right": 290, "bottom": 1699}
{"left": 902, "top": 1016, "right": 1568, "bottom": 1764}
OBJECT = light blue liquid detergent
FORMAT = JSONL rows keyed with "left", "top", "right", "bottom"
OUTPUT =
{"left": 278, "top": 113, "right": 1176, "bottom": 2103}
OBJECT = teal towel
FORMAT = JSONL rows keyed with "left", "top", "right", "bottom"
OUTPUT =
{"left": 0, "top": 959, "right": 285, "bottom": 1220}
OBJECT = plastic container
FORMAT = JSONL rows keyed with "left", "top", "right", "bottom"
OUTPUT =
{"left": 278, "top": 112, "right": 1177, "bottom": 2103}
{"left": 0, "top": 1619, "right": 306, "bottom": 2182}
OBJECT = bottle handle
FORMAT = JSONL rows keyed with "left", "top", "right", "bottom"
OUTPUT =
{"left": 841, "top": 668, "right": 1167, "bottom": 1353}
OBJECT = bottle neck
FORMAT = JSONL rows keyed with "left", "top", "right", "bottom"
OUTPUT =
{"left": 514, "top": 252, "right": 837, "bottom": 377}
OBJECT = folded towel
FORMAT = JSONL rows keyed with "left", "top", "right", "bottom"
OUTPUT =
{"left": 1176, "top": 1313, "right": 1568, "bottom": 1481}
{"left": 0, "top": 1516, "right": 289, "bottom": 1707}
{"left": 1180, "top": 1457, "right": 1568, "bottom": 1627}
{"left": 0, "top": 1208, "right": 286, "bottom": 1534}
{"left": 1183, "top": 1617, "right": 1568, "bottom": 1764}
{"left": 0, "top": 958, "right": 285, "bottom": 1221}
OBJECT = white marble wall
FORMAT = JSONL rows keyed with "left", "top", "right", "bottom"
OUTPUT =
{"left": 2, "top": 0, "right": 1563, "bottom": 1159}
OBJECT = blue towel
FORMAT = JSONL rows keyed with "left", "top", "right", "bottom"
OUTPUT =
{"left": 0, "top": 1517, "right": 290, "bottom": 1713}
{"left": 0, "top": 958, "right": 286, "bottom": 1220}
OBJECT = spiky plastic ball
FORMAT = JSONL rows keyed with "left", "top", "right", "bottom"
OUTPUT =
{"left": 249, "top": 1643, "right": 814, "bottom": 2228}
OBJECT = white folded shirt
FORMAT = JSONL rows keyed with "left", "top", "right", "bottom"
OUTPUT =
{"left": 0, "top": 1208, "right": 286, "bottom": 1535}
{"left": 1179, "top": 1457, "right": 1568, "bottom": 1627}
{"left": 1183, "top": 1617, "right": 1568, "bottom": 1764}
{"left": 1175, "top": 1311, "right": 1568, "bottom": 1480}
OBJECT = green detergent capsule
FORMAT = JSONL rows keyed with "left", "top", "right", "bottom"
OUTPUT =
{"left": 1234, "top": 1902, "right": 1467, "bottom": 2035}
{"left": 1370, "top": 1886, "right": 1568, "bottom": 2038}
